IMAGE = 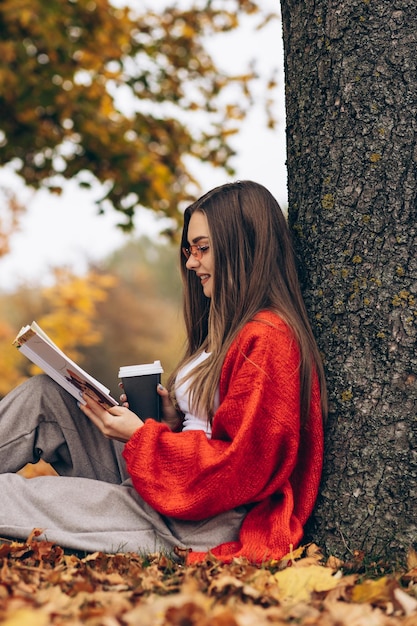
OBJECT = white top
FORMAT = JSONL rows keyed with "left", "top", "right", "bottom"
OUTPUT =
{"left": 175, "top": 351, "right": 219, "bottom": 439}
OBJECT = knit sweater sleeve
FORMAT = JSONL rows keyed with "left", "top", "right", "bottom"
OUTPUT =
{"left": 123, "top": 312, "right": 309, "bottom": 520}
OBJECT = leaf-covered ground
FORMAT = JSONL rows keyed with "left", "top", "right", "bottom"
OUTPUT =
{"left": 1, "top": 531, "right": 417, "bottom": 625}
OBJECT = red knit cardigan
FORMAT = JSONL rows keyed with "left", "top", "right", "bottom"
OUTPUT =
{"left": 123, "top": 310, "right": 324, "bottom": 564}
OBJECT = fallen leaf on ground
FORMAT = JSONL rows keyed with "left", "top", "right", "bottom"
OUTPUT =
{"left": 273, "top": 564, "right": 342, "bottom": 604}
{"left": 0, "top": 535, "right": 416, "bottom": 625}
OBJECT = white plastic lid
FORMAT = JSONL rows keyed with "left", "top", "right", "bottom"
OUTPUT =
{"left": 118, "top": 360, "right": 163, "bottom": 378}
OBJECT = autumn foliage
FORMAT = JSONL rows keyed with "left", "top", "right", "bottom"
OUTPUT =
{"left": 0, "top": 187, "right": 26, "bottom": 258}
{"left": 0, "top": 0, "right": 277, "bottom": 231}
{"left": 0, "top": 268, "right": 116, "bottom": 397}
{"left": 1, "top": 532, "right": 417, "bottom": 625}
{"left": 0, "top": 236, "right": 182, "bottom": 398}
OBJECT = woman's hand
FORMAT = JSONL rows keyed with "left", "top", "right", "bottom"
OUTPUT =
{"left": 79, "top": 394, "right": 144, "bottom": 442}
{"left": 157, "top": 384, "right": 184, "bottom": 432}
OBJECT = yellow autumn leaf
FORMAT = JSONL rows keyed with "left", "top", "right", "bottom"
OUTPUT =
{"left": 274, "top": 564, "right": 340, "bottom": 604}
{"left": 271, "top": 544, "right": 305, "bottom": 569}
{"left": 351, "top": 576, "right": 395, "bottom": 604}
{"left": 2, "top": 608, "right": 49, "bottom": 626}
{"left": 19, "top": 9, "right": 36, "bottom": 27}
{"left": 407, "top": 547, "right": 417, "bottom": 569}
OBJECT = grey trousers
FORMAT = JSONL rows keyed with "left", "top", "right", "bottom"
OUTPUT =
{"left": 0, "top": 375, "right": 246, "bottom": 554}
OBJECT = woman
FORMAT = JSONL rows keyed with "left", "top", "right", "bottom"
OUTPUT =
{"left": 0, "top": 180, "right": 326, "bottom": 563}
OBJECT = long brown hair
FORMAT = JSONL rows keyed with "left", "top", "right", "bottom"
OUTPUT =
{"left": 168, "top": 180, "right": 327, "bottom": 425}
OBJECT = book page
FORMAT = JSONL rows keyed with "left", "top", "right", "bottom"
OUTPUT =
{"left": 14, "top": 324, "right": 118, "bottom": 409}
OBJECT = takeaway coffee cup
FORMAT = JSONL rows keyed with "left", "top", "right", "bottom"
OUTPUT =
{"left": 118, "top": 360, "right": 164, "bottom": 421}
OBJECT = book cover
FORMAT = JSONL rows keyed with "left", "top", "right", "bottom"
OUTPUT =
{"left": 13, "top": 322, "right": 118, "bottom": 410}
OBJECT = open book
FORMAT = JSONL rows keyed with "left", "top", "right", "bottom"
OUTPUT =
{"left": 13, "top": 322, "right": 118, "bottom": 409}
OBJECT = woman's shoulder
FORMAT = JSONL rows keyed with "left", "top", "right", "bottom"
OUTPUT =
{"left": 252, "top": 309, "right": 286, "bottom": 325}
{"left": 246, "top": 309, "right": 290, "bottom": 333}
{"left": 235, "top": 310, "right": 294, "bottom": 345}
{"left": 222, "top": 310, "right": 300, "bottom": 378}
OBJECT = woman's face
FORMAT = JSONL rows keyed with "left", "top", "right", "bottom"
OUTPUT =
{"left": 185, "top": 211, "right": 214, "bottom": 298}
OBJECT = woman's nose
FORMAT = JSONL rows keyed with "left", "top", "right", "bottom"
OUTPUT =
{"left": 186, "top": 254, "right": 200, "bottom": 270}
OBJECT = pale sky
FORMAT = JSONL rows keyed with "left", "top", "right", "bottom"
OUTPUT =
{"left": 0, "top": 3, "right": 287, "bottom": 291}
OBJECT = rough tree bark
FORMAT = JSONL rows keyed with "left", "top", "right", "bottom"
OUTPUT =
{"left": 280, "top": 0, "right": 417, "bottom": 561}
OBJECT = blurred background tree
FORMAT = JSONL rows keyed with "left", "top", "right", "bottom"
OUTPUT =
{"left": 0, "top": 268, "right": 116, "bottom": 396}
{"left": 0, "top": 188, "right": 26, "bottom": 257}
{"left": 0, "top": 0, "right": 277, "bottom": 234}
{"left": 0, "top": 236, "right": 182, "bottom": 399}
{"left": 79, "top": 237, "right": 183, "bottom": 396}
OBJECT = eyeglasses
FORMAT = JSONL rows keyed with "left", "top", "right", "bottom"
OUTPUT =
{"left": 182, "top": 241, "right": 210, "bottom": 260}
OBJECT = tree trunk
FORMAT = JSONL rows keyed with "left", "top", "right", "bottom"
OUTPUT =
{"left": 280, "top": 0, "right": 417, "bottom": 562}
